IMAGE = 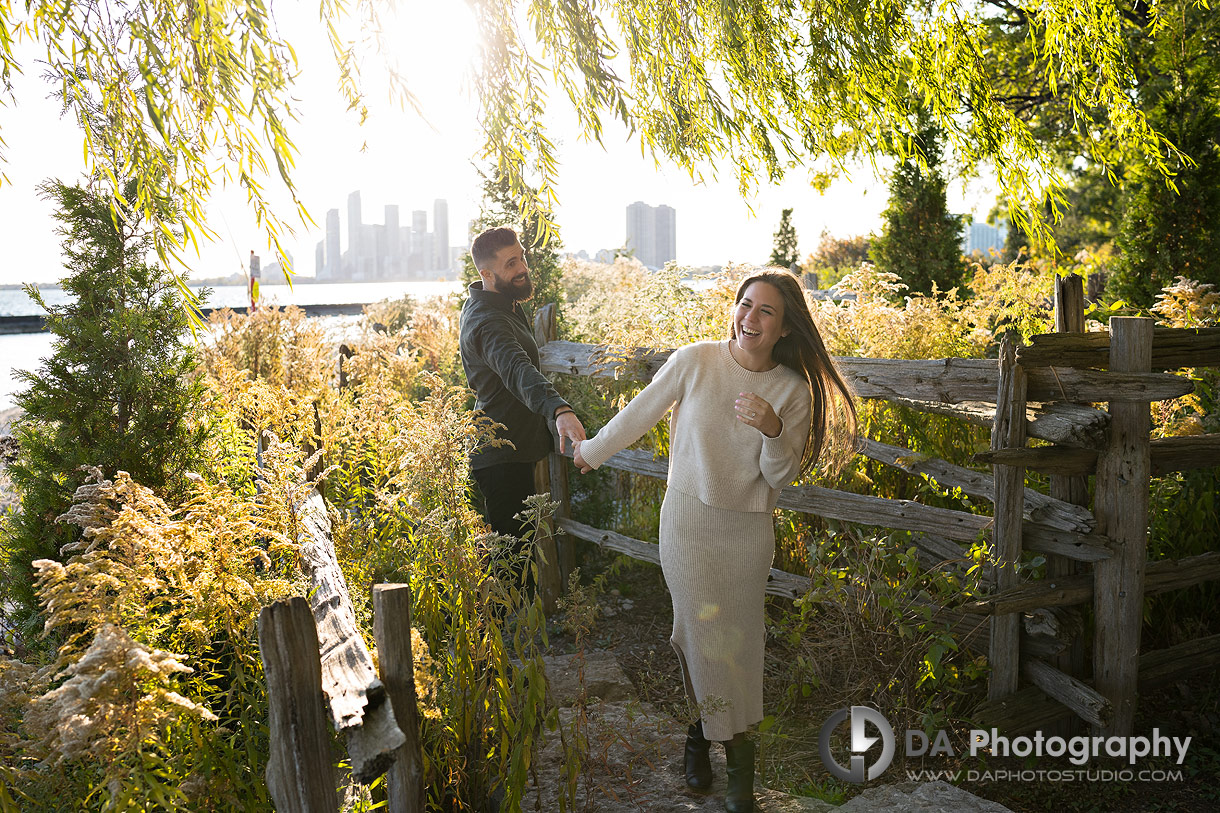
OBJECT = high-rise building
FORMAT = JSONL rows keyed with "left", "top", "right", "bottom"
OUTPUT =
{"left": 433, "top": 199, "right": 449, "bottom": 271}
{"left": 962, "top": 221, "right": 1007, "bottom": 257}
{"left": 626, "top": 201, "right": 677, "bottom": 269}
{"left": 315, "top": 240, "right": 325, "bottom": 277}
{"left": 409, "top": 210, "right": 428, "bottom": 274}
{"left": 399, "top": 226, "right": 412, "bottom": 272}
{"left": 384, "top": 206, "right": 399, "bottom": 278}
{"left": 357, "top": 223, "right": 377, "bottom": 280}
{"left": 626, "top": 201, "right": 655, "bottom": 267}
{"left": 417, "top": 233, "right": 434, "bottom": 275}
{"left": 655, "top": 204, "right": 676, "bottom": 268}
{"left": 347, "top": 191, "right": 363, "bottom": 260}
{"left": 324, "top": 208, "right": 341, "bottom": 280}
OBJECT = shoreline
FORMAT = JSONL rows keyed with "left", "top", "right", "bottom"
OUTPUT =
{"left": 1, "top": 275, "right": 461, "bottom": 291}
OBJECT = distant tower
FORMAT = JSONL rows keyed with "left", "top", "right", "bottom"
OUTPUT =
{"left": 962, "top": 220, "right": 1008, "bottom": 256}
{"left": 410, "top": 209, "right": 428, "bottom": 273}
{"left": 433, "top": 199, "right": 450, "bottom": 271}
{"left": 626, "top": 201, "right": 656, "bottom": 268}
{"left": 325, "top": 208, "right": 341, "bottom": 280}
{"left": 626, "top": 201, "right": 677, "bottom": 268}
{"left": 399, "top": 225, "right": 412, "bottom": 276}
{"left": 384, "top": 205, "right": 401, "bottom": 278}
{"left": 359, "top": 223, "right": 377, "bottom": 280}
{"left": 347, "top": 190, "right": 363, "bottom": 267}
{"left": 418, "top": 233, "right": 435, "bottom": 274}
{"left": 655, "top": 204, "right": 676, "bottom": 267}
{"left": 315, "top": 240, "right": 325, "bottom": 277}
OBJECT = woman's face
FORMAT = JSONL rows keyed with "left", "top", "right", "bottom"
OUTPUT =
{"left": 733, "top": 281, "right": 788, "bottom": 357}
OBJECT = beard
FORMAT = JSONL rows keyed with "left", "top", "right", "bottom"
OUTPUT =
{"left": 506, "top": 273, "right": 534, "bottom": 301}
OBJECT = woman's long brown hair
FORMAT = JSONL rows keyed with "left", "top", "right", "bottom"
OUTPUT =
{"left": 729, "top": 269, "right": 858, "bottom": 479}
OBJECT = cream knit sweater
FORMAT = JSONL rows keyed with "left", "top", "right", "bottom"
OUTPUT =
{"left": 579, "top": 340, "right": 813, "bottom": 511}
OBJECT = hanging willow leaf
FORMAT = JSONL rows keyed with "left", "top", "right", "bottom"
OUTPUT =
{"left": 0, "top": 0, "right": 1183, "bottom": 313}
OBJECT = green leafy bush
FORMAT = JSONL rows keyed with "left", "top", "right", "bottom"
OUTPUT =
{"left": 2, "top": 179, "right": 209, "bottom": 644}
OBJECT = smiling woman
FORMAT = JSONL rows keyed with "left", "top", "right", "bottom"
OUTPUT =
{"left": 572, "top": 267, "right": 857, "bottom": 811}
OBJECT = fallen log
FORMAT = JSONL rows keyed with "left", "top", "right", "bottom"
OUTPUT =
{"left": 297, "top": 488, "right": 407, "bottom": 782}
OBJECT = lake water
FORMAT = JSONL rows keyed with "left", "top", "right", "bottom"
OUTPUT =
{"left": 0, "top": 279, "right": 464, "bottom": 414}
{"left": 0, "top": 279, "right": 464, "bottom": 317}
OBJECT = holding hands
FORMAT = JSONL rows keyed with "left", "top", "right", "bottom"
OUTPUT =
{"left": 573, "top": 439, "right": 592, "bottom": 474}
{"left": 735, "top": 392, "right": 782, "bottom": 438}
{"left": 554, "top": 408, "right": 587, "bottom": 454}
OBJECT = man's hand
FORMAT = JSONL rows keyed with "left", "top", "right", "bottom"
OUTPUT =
{"left": 573, "top": 440, "right": 592, "bottom": 474}
{"left": 555, "top": 409, "right": 587, "bottom": 454}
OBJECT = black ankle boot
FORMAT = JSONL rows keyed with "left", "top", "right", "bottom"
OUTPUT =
{"left": 724, "top": 737, "right": 755, "bottom": 813}
{"left": 685, "top": 719, "right": 713, "bottom": 791}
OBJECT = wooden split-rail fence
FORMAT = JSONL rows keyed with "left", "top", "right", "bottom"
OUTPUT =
{"left": 256, "top": 488, "right": 425, "bottom": 811}
{"left": 529, "top": 274, "right": 1220, "bottom": 738}
{"left": 255, "top": 274, "right": 1217, "bottom": 807}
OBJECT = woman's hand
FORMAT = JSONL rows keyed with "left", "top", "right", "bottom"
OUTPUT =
{"left": 573, "top": 439, "right": 592, "bottom": 474}
{"left": 735, "top": 392, "right": 782, "bottom": 438}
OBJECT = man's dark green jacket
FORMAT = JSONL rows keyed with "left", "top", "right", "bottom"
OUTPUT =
{"left": 459, "top": 282, "right": 570, "bottom": 469}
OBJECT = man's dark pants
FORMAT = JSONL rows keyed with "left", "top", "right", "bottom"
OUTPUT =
{"left": 472, "top": 460, "right": 538, "bottom": 539}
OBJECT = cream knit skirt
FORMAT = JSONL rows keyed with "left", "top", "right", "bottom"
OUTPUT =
{"left": 659, "top": 488, "right": 775, "bottom": 742}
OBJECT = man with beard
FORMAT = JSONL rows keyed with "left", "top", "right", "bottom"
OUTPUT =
{"left": 460, "top": 226, "right": 586, "bottom": 548}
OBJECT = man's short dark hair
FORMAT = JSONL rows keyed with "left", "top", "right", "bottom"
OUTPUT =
{"left": 471, "top": 227, "right": 520, "bottom": 271}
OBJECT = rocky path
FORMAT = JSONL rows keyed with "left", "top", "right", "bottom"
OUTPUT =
{"left": 527, "top": 651, "right": 1014, "bottom": 812}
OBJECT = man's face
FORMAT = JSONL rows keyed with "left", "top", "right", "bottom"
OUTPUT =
{"left": 482, "top": 241, "right": 533, "bottom": 301}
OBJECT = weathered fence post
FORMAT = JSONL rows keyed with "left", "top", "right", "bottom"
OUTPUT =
{"left": 989, "top": 335, "right": 1028, "bottom": 699}
{"left": 548, "top": 441, "right": 575, "bottom": 583}
{"left": 373, "top": 585, "right": 426, "bottom": 813}
{"left": 258, "top": 597, "right": 340, "bottom": 813}
{"left": 1047, "top": 274, "right": 1090, "bottom": 733}
{"left": 1093, "top": 316, "right": 1154, "bottom": 735}
{"left": 532, "top": 302, "right": 565, "bottom": 611}
{"left": 338, "top": 344, "right": 355, "bottom": 391}
{"left": 1086, "top": 272, "right": 1106, "bottom": 303}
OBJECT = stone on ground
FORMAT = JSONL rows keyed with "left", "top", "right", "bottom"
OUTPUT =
{"left": 838, "top": 781, "right": 1013, "bottom": 812}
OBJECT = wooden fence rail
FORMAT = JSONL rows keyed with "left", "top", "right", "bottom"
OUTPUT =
{"left": 535, "top": 274, "right": 1220, "bottom": 737}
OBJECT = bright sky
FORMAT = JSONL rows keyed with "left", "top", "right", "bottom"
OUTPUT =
{"left": 0, "top": 1, "right": 999, "bottom": 286}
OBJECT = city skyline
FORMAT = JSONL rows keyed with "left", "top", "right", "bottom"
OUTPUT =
{"left": 315, "top": 192, "right": 456, "bottom": 281}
